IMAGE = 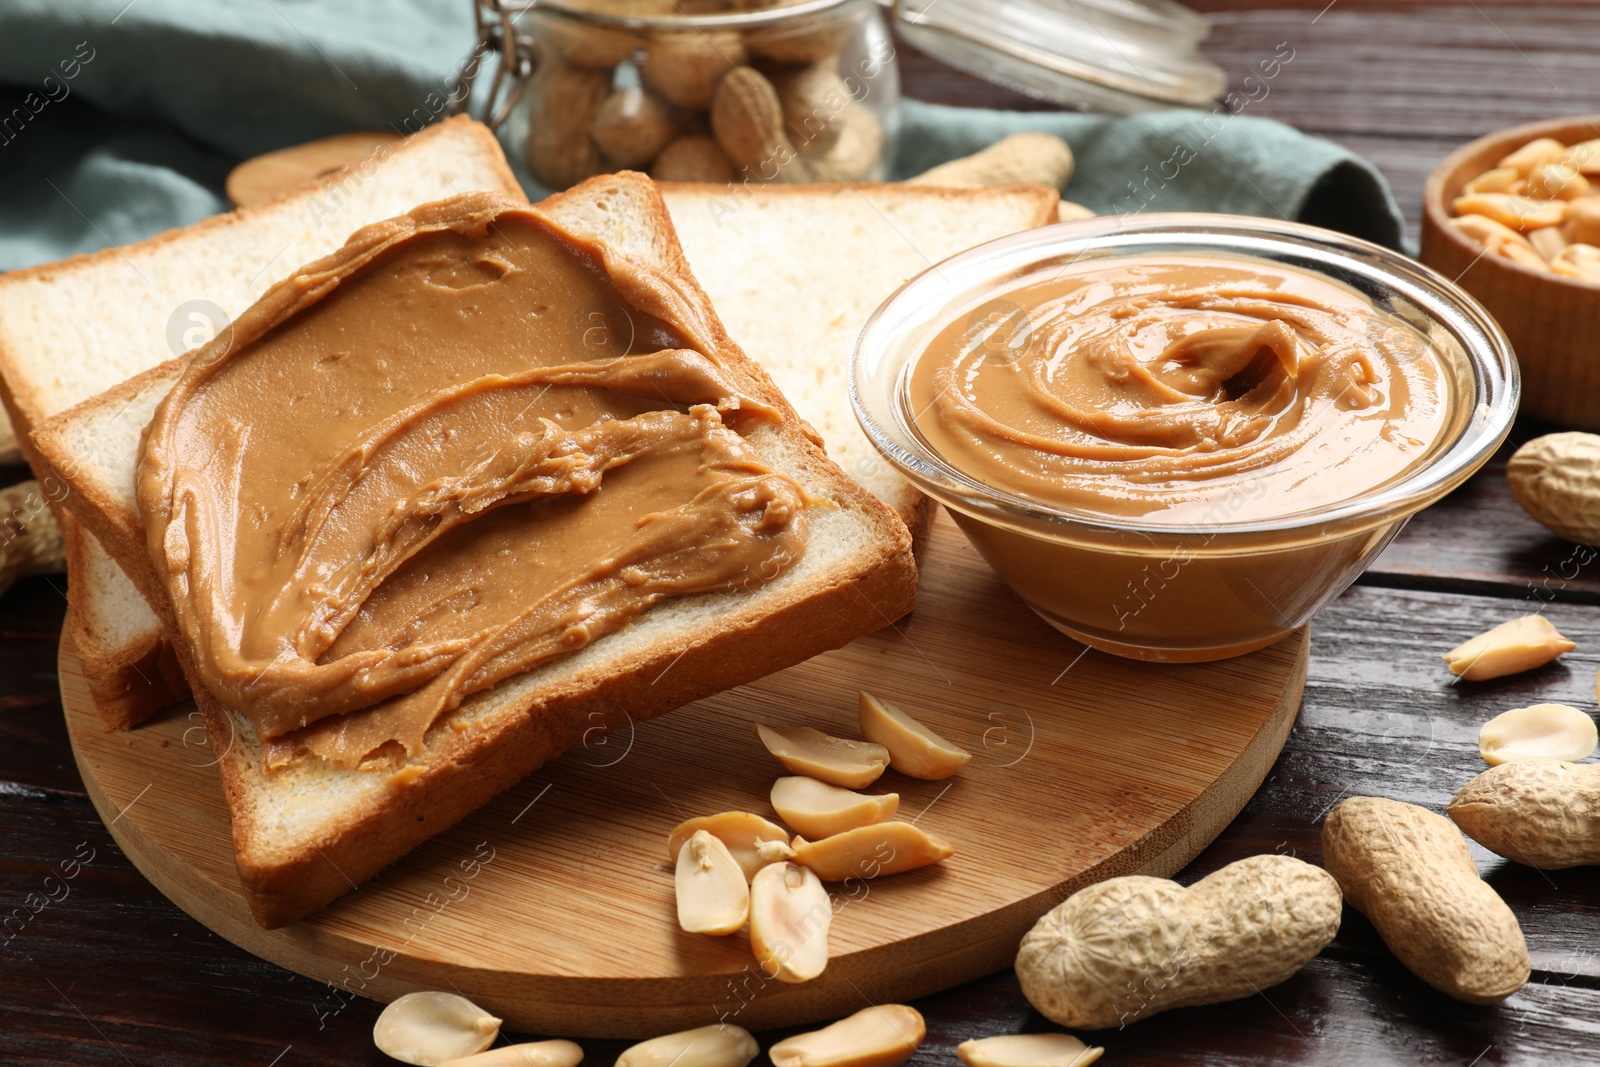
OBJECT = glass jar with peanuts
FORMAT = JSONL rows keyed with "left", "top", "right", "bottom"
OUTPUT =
{"left": 515, "top": 0, "right": 899, "bottom": 190}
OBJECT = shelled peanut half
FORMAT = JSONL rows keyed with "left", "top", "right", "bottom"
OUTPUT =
{"left": 1450, "top": 135, "right": 1600, "bottom": 281}
{"left": 665, "top": 691, "right": 967, "bottom": 982}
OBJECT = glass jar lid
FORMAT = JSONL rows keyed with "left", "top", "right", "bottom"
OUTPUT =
{"left": 537, "top": 0, "right": 863, "bottom": 30}
{"left": 893, "top": 0, "right": 1226, "bottom": 114}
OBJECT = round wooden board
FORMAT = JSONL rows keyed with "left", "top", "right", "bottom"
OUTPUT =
{"left": 62, "top": 512, "right": 1308, "bottom": 1039}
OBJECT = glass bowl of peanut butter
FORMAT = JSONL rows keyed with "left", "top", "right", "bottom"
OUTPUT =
{"left": 852, "top": 214, "right": 1519, "bottom": 662}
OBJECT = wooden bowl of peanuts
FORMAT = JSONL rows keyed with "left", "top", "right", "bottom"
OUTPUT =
{"left": 1421, "top": 116, "right": 1600, "bottom": 429}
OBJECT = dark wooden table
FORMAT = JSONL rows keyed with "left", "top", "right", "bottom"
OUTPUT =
{"left": 5, "top": 3, "right": 1600, "bottom": 1064}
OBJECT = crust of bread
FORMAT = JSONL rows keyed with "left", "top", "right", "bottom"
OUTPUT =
{"left": 31, "top": 365, "right": 180, "bottom": 631}
{"left": 36, "top": 173, "right": 917, "bottom": 926}
{"left": 0, "top": 402, "right": 182, "bottom": 729}
{"left": 61, "top": 518, "right": 188, "bottom": 729}
{"left": 0, "top": 116, "right": 523, "bottom": 728}
{"left": 655, "top": 179, "right": 1059, "bottom": 554}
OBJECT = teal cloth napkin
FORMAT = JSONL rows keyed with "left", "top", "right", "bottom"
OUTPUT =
{"left": 0, "top": 0, "right": 1405, "bottom": 271}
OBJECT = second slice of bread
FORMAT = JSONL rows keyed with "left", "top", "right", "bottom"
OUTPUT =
{"left": 659, "top": 181, "right": 1059, "bottom": 539}
{"left": 35, "top": 173, "right": 918, "bottom": 927}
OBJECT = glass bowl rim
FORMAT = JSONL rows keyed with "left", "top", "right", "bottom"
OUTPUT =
{"left": 849, "top": 211, "right": 1521, "bottom": 542}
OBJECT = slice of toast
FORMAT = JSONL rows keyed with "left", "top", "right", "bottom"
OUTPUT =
{"left": 658, "top": 182, "right": 1059, "bottom": 541}
{"left": 35, "top": 174, "right": 917, "bottom": 927}
{"left": 0, "top": 116, "right": 524, "bottom": 727}
{"left": 61, "top": 518, "right": 187, "bottom": 728}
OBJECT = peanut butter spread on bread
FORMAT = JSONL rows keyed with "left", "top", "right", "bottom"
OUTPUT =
{"left": 137, "top": 193, "right": 808, "bottom": 770}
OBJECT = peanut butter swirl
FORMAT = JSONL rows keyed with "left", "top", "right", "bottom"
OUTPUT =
{"left": 909, "top": 253, "right": 1448, "bottom": 523}
{"left": 138, "top": 194, "right": 807, "bottom": 769}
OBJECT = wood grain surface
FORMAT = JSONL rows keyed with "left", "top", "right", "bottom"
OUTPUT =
{"left": 6, "top": 2, "right": 1600, "bottom": 1065}
{"left": 58, "top": 511, "right": 1306, "bottom": 1038}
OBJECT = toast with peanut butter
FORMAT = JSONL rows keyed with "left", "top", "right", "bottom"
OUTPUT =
{"left": 0, "top": 116, "right": 524, "bottom": 728}
{"left": 34, "top": 173, "right": 917, "bottom": 927}
{"left": 659, "top": 181, "right": 1059, "bottom": 542}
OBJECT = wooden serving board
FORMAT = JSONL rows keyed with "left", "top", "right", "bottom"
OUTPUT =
{"left": 62, "top": 511, "right": 1308, "bottom": 1039}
